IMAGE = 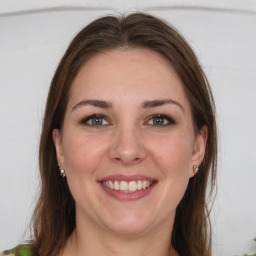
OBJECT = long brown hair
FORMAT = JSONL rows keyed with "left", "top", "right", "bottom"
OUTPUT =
{"left": 32, "top": 12, "right": 217, "bottom": 256}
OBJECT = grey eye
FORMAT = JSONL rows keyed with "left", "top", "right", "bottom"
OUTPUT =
{"left": 90, "top": 117, "right": 104, "bottom": 125}
{"left": 147, "top": 114, "right": 175, "bottom": 126}
{"left": 81, "top": 114, "right": 110, "bottom": 126}
{"left": 152, "top": 116, "right": 166, "bottom": 125}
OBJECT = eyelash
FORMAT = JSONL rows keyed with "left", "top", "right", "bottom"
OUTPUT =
{"left": 80, "top": 113, "right": 175, "bottom": 127}
{"left": 146, "top": 114, "right": 176, "bottom": 127}
{"left": 80, "top": 114, "right": 110, "bottom": 126}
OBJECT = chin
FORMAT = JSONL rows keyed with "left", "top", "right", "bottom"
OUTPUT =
{"left": 100, "top": 209, "right": 156, "bottom": 236}
{"left": 106, "top": 221, "right": 151, "bottom": 236}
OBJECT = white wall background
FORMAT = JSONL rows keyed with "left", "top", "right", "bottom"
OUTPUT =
{"left": 0, "top": 1, "right": 255, "bottom": 255}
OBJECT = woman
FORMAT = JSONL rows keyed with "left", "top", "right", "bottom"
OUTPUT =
{"left": 2, "top": 12, "right": 217, "bottom": 256}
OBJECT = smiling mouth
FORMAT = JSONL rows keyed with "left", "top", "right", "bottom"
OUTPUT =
{"left": 101, "top": 180, "right": 155, "bottom": 193}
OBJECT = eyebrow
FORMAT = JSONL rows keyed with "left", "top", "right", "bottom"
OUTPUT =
{"left": 72, "top": 98, "right": 184, "bottom": 112}
{"left": 72, "top": 100, "right": 112, "bottom": 111}
{"left": 142, "top": 99, "right": 184, "bottom": 112}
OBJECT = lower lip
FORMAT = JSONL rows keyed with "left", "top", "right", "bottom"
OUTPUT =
{"left": 99, "top": 182, "right": 157, "bottom": 201}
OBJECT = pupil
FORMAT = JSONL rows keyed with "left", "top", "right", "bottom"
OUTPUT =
{"left": 92, "top": 118, "right": 102, "bottom": 125}
{"left": 153, "top": 117, "right": 163, "bottom": 125}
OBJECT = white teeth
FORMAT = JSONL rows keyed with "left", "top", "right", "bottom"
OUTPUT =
{"left": 114, "top": 181, "right": 119, "bottom": 190}
{"left": 102, "top": 180, "right": 153, "bottom": 192}
{"left": 137, "top": 180, "right": 143, "bottom": 190}
{"left": 120, "top": 181, "right": 129, "bottom": 191}
{"left": 109, "top": 180, "right": 114, "bottom": 189}
{"left": 128, "top": 181, "right": 137, "bottom": 192}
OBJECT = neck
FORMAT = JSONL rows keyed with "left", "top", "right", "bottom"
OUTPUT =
{"left": 63, "top": 214, "right": 178, "bottom": 256}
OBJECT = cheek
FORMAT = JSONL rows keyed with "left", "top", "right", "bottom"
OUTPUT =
{"left": 150, "top": 133, "right": 193, "bottom": 176}
{"left": 145, "top": 133, "right": 193, "bottom": 220}
{"left": 62, "top": 132, "right": 108, "bottom": 179}
{"left": 61, "top": 132, "right": 109, "bottom": 211}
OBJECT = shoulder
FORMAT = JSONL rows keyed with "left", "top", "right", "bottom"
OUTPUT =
{"left": 1, "top": 245, "right": 31, "bottom": 256}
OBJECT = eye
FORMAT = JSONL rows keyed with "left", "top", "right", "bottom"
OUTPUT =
{"left": 80, "top": 114, "right": 110, "bottom": 126}
{"left": 146, "top": 114, "right": 175, "bottom": 126}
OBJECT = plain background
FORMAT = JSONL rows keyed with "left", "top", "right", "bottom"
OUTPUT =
{"left": 0, "top": 0, "right": 256, "bottom": 255}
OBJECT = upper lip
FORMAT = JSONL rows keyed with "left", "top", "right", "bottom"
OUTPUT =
{"left": 98, "top": 174, "right": 157, "bottom": 182}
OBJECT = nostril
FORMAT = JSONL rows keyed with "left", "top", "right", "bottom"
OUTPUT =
{"left": 109, "top": 140, "right": 146, "bottom": 164}
{"left": 113, "top": 156, "right": 142, "bottom": 164}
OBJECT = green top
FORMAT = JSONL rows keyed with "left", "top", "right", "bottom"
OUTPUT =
{"left": 1, "top": 245, "right": 31, "bottom": 256}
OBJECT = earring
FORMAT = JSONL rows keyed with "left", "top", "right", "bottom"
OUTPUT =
{"left": 193, "top": 165, "right": 199, "bottom": 175}
{"left": 58, "top": 165, "right": 66, "bottom": 178}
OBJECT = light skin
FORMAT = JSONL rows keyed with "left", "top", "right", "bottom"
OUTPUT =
{"left": 53, "top": 48, "right": 207, "bottom": 256}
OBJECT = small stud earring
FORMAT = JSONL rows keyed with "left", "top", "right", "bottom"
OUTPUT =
{"left": 193, "top": 165, "right": 199, "bottom": 175}
{"left": 58, "top": 165, "right": 66, "bottom": 178}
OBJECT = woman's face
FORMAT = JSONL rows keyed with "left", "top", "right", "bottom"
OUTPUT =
{"left": 53, "top": 48, "right": 207, "bottom": 236}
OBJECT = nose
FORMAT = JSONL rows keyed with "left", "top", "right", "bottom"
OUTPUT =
{"left": 109, "top": 125, "right": 146, "bottom": 165}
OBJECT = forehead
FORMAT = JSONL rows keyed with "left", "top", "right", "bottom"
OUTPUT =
{"left": 69, "top": 48, "right": 190, "bottom": 109}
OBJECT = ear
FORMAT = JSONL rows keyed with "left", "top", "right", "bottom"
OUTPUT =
{"left": 52, "top": 129, "right": 65, "bottom": 166}
{"left": 190, "top": 125, "right": 208, "bottom": 177}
